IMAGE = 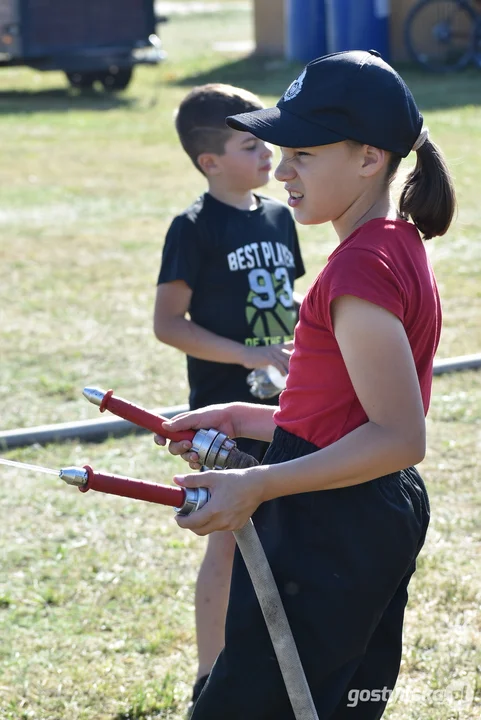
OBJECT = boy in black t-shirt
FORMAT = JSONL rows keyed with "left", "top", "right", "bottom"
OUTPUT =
{"left": 153, "top": 83, "right": 305, "bottom": 714}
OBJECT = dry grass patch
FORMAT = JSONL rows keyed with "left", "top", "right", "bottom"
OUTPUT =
{"left": 1, "top": 6, "right": 480, "bottom": 718}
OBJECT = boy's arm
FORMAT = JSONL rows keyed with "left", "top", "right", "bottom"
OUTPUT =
{"left": 153, "top": 280, "right": 292, "bottom": 373}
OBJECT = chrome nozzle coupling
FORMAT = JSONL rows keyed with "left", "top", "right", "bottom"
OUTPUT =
{"left": 59, "top": 467, "right": 89, "bottom": 487}
{"left": 175, "top": 486, "right": 210, "bottom": 515}
{"left": 82, "top": 387, "right": 105, "bottom": 407}
{"left": 191, "top": 429, "right": 236, "bottom": 470}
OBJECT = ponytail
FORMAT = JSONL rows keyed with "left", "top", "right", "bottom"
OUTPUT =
{"left": 399, "top": 138, "right": 456, "bottom": 240}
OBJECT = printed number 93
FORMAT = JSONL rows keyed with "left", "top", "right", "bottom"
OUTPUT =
{"left": 248, "top": 268, "right": 293, "bottom": 310}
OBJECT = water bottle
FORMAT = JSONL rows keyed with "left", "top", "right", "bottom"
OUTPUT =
{"left": 247, "top": 365, "right": 287, "bottom": 400}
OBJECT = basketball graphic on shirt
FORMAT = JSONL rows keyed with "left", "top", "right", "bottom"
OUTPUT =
{"left": 245, "top": 269, "right": 296, "bottom": 339}
{"left": 245, "top": 300, "right": 294, "bottom": 338}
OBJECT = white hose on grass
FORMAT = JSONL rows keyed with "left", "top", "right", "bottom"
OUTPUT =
{"left": 234, "top": 520, "right": 319, "bottom": 720}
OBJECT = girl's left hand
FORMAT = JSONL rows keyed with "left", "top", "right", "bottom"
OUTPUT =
{"left": 174, "top": 467, "right": 265, "bottom": 535}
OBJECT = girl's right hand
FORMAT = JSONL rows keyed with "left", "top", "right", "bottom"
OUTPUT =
{"left": 154, "top": 403, "right": 239, "bottom": 470}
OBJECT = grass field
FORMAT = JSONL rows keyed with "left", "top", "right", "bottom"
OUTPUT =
{"left": 1, "top": 4, "right": 480, "bottom": 719}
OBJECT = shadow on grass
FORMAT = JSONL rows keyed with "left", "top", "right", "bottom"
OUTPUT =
{"left": 0, "top": 87, "right": 135, "bottom": 115}
{"left": 398, "top": 65, "right": 481, "bottom": 111}
{"left": 170, "top": 55, "right": 304, "bottom": 98}
{"left": 172, "top": 55, "right": 481, "bottom": 110}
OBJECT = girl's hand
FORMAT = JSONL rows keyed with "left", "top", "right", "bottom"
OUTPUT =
{"left": 174, "top": 467, "right": 265, "bottom": 535}
{"left": 154, "top": 403, "right": 239, "bottom": 470}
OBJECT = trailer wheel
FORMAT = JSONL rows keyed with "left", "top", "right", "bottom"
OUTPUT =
{"left": 65, "top": 71, "right": 97, "bottom": 89}
{"left": 98, "top": 67, "right": 133, "bottom": 92}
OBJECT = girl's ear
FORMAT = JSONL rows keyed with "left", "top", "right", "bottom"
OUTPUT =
{"left": 197, "top": 152, "right": 221, "bottom": 176}
{"left": 359, "top": 145, "right": 386, "bottom": 177}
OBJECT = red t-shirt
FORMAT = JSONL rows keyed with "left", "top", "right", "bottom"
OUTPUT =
{"left": 274, "top": 218, "right": 441, "bottom": 448}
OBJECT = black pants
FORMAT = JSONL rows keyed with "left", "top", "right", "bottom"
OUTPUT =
{"left": 192, "top": 427, "right": 430, "bottom": 720}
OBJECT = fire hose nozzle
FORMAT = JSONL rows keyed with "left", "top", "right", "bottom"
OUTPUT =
{"left": 82, "top": 386, "right": 259, "bottom": 470}
{"left": 59, "top": 466, "right": 89, "bottom": 487}
{"left": 59, "top": 465, "right": 208, "bottom": 514}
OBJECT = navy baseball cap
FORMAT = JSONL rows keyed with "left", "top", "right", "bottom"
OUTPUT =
{"left": 226, "top": 50, "right": 423, "bottom": 158}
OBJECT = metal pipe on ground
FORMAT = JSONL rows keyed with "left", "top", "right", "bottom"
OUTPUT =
{"left": 0, "top": 405, "right": 188, "bottom": 450}
{"left": 432, "top": 353, "right": 481, "bottom": 375}
{"left": 1, "top": 353, "right": 480, "bottom": 450}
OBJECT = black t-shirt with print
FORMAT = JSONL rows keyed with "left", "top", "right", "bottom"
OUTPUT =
{"left": 157, "top": 192, "right": 305, "bottom": 410}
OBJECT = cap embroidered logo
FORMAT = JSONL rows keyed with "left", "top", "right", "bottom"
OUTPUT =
{"left": 283, "top": 67, "right": 307, "bottom": 102}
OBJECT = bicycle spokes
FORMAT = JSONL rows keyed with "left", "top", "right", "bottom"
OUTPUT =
{"left": 405, "top": 0, "right": 478, "bottom": 72}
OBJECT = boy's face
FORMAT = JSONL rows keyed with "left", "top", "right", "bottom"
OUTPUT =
{"left": 214, "top": 131, "right": 273, "bottom": 191}
{"left": 274, "top": 142, "right": 369, "bottom": 225}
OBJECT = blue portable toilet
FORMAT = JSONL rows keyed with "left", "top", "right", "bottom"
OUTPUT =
{"left": 325, "top": 0, "right": 390, "bottom": 61}
{"left": 286, "top": 0, "right": 328, "bottom": 63}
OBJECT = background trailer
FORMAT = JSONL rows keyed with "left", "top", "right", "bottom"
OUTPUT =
{"left": 0, "top": 0, "right": 165, "bottom": 90}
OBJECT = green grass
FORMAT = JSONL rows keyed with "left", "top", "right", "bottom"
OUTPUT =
{"left": 1, "top": 5, "right": 480, "bottom": 718}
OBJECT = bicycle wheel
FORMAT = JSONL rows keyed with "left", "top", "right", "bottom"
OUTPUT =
{"left": 405, "top": 0, "right": 477, "bottom": 71}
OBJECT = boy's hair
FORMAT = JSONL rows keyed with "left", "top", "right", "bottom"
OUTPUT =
{"left": 175, "top": 83, "right": 264, "bottom": 174}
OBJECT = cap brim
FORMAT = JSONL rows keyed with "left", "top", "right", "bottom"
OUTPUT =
{"left": 226, "top": 106, "right": 346, "bottom": 148}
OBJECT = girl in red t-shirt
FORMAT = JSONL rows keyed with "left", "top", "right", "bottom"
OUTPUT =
{"left": 157, "top": 51, "right": 456, "bottom": 720}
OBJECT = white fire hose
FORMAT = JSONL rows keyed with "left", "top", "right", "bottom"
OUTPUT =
{"left": 234, "top": 521, "right": 319, "bottom": 720}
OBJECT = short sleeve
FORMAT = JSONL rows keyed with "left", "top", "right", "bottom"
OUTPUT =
{"left": 318, "top": 248, "right": 405, "bottom": 334}
{"left": 157, "top": 215, "right": 203, "bottom": 290}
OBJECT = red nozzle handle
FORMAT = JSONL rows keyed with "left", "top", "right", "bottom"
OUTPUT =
{"left": 81, "top": 465, "right": 185, "bottom": 507}
{"left": 99, "top": 389, "right": 195, "bottom": 443}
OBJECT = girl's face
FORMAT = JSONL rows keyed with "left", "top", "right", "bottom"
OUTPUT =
{"left": 274, "top": 142, "right": 368, "bottom": 226}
